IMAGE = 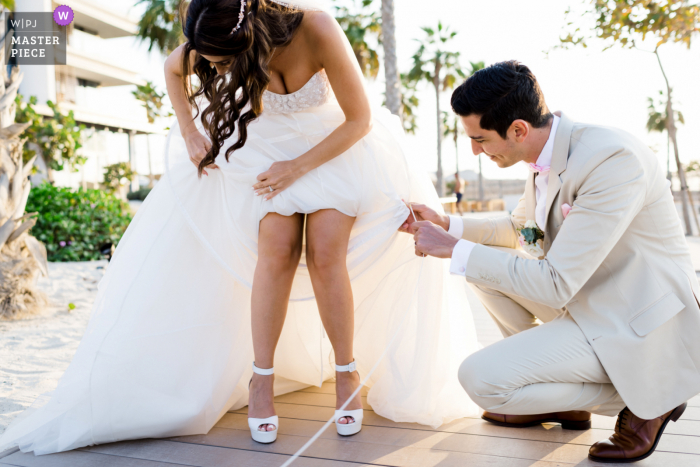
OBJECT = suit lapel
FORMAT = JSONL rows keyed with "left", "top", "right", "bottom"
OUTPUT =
{"left": 543, "top": 111, "right": 574, "bottom": 230}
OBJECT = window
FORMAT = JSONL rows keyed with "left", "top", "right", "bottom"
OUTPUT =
{"left": 78, "top": 78, "right": 100, "bottom": 88}
{"left": 74, "top": 25, "right": 98, "bottom": 36}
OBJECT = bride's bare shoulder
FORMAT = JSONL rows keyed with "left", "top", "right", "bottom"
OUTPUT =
{"left": 299, "top": 10, "right": 343, "bottom": 43}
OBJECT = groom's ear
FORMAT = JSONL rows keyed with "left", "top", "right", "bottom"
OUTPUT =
{"left": 509, "top": 119, "right": 530, "bottom": 143}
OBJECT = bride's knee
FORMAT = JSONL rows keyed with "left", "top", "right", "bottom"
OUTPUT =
{"left": 258, "top": 239, "right": 302, "bottom": 271}
{"left": 306, "top": 243, "right": 345, "bottom": 277}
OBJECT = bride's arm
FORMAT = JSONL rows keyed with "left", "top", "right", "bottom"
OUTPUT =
{"left": 253, "top": 11, "right": 372, "bottom": 200}
{"left": 164, "top": 44, "right": 218, "bottom": 175}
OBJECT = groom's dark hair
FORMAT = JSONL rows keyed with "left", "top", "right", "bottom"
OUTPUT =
{"left": 451, "top": 60, "right": 552, "bottom": 139}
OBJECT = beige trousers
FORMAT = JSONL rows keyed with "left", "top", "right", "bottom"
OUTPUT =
{"left": 459, "top": 247, "right": 626, "bottom": 417}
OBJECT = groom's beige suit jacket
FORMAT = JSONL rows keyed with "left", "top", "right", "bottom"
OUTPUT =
{"left": 459, "top": 111, "right": 700, "bottom": 419}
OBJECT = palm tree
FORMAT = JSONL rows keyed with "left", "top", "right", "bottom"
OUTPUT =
{"left": 334, "top": 0, "right": 382, "bottom": 79}
{"left": 442, "top": 61, "right": 484, "bottom": 198}
{"left": 442, "top": 111, "right": 460, "bottom": 171}
{"left": 408, "top": 22, "right": 465, "bottom": 196}
{"left": 380, "top": 0, "right": 400, "bottom": 115}
{"left": 397, "top": 73, "right": 419, "bottom": 135}
{"left": 646, "top": 89, "right": 699, "bottom": 233}
{"left": 0, "top": 5, "right": 49, "bottom": 319}
{"left": 647, "top": 90, "right": 683, "bottom": 182}
{"left": 132, "top": 81, "right": 173, "bottom": 187}
{"left": 557, "top": 1, "right": 700, "bottom": 236}
{"left": 135, "top": 0, "right": 186, "bottom": 55}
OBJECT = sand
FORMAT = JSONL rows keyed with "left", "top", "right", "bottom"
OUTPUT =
{"left": 0, "top": 260, "right": 107, "bottom": 434}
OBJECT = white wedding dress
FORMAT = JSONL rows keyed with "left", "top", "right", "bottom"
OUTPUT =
{"left": 0, "top": 68, "right": 481, "bottom": 456}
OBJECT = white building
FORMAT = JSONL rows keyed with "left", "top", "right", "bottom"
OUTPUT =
{"left": 15, "top": 0, "right": 169, "bottom": 191}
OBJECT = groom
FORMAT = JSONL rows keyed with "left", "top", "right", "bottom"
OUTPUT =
{"left": 403, "top": 60, "right": 700, "bottom": 463}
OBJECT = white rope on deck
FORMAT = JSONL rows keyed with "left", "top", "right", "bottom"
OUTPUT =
{"left": 279, "top": 204, "right": 425, "bottom": 467}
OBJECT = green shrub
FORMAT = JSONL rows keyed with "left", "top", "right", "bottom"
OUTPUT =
{"left": 26, "top": 182, "right": 133, "bottom": 261}
{"left": 102, "top": 162, "right": 135, "bottom": 194}
{"left": 127, "top": 187, "right": 152, "bottom": 201}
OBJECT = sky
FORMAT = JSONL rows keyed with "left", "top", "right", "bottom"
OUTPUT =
{"left": 101, "top": 0, "right": 700, "bottom": 182}
{"left": 378, "top": 0, "right": 700, "bottom": 180}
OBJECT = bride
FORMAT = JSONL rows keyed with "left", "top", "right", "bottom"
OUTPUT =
{"left": 0, "top": 0, "right": 480, "bottom": 454}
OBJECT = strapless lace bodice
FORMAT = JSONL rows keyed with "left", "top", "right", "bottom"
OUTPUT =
{"left": 262, "top": 69, "right": 332, "bottom": 114}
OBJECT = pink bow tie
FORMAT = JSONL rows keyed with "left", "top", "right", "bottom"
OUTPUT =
{"left": 528, "top": 163, "right": 550, "bottom": 174}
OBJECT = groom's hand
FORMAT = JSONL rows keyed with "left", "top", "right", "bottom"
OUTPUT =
{"left": 399, "top": 201, "right": 450, "bottom": 233}
{"left": 411, "top": 221, "right": 459, "bottom": 258}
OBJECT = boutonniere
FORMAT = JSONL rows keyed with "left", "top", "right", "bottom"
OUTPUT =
{"left": 518, "top": 220, "right": 545, "bottom": 257}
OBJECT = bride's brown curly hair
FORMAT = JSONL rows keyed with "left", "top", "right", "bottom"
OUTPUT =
{"left": 180, "top": 0, "right": 304, "bottom": 177}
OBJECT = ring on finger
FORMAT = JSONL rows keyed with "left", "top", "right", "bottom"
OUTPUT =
{"left": 269, "top": 186, "right": 274, "bottom": 192}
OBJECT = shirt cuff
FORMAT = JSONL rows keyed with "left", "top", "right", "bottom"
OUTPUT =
{"left": 447, "top": 215, "right": 464, "bottom": 239}
{"left": 449, "top": 239, "right": 475, "bottom": 276}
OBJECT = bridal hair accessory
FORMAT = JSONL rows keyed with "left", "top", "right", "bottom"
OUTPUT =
{"left": 231, "top": 1, "right": 329, "bottom": 35}
{"left": 231, "top": 0, "right": 247, "bottom": 34}
{"left": 518, "top": 220, "right": 545, "bottom": 258}
{"left": 278, "top": 203, "right": 426, "bottom": 467}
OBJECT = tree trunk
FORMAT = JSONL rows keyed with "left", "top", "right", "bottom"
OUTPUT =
{"left": 434, "top": 60, "right": 443, "bottom": 197}
{"left": 0, "top": 6, "right": 49, "bottom": 319}
{"left": 666, "top": 132, "right": 671, "bottom": 181}
{"left": 380, "top": 0, "right": 401, "bottom": 117}
{"left": 478, "top": 154, "right": 484, "bottom": 201}
{"left": 655, "top": 49, "right": 697, "bottom": 235}
{"left": 146, "top": 134, "right": 155, "bottom": 188}
{"left": 454, "top": 131, "right": 459, "bottom": 173}
{"left": 668, "top": 95, "right": 699, "bottom": 235}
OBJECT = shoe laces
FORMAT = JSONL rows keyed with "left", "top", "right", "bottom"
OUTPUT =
{"left": 616, "top": 407, "right": 630, "bottom": 433}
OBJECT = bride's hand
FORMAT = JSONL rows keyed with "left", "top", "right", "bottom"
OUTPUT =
{"left": 253, "top": 161, "right": 303, "bottom": 200}
{"left": 183, "top": 128, "right": 219, "bottom": 176}
{"left": 399, "top": 201, "right": 450, "bottom": 233}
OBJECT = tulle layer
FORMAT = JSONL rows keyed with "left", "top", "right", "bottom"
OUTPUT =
{"left": 0, "top": 98, "right": 480, "bottom": 455}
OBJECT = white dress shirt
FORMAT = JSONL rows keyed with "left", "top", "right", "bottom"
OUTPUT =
{"left": 448, "top": 115, "right": 560, "bottom": 276}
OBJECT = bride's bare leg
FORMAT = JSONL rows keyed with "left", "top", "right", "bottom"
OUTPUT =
{"left": 250, "top": 212, "right": 304, "bottom": 431}
{"left": 305, "top": 209, "right": 361, "bottom": 424}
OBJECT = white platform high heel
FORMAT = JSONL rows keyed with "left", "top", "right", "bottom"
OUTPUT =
{"left": 248, "top": 362, "right": 278, "bottom": 444}
{"left": 334, "top": 360, "right": 363, "bottom": 437}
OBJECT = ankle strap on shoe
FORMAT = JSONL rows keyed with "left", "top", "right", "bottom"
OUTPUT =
{"left": 335, "top": 360, "right": 356, "bottom": 373}
{"left": 252, "top": 362, "right": 274, "bottom": 375}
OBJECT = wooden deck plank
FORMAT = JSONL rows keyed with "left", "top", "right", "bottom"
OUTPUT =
{"left": 83, "top": 439, "right": 376, "bottom": 467}
{"left": 219, "top": 412, "right": 700, "bottom": 455}
{"left": 299, "top": 382, "right": 369, "bottom": 397}
{"left": 171, "top": 429, "right": 573, "bottom": 467}
{"left": 301, "top": 382, "right": 700, "bottom": 408}
{"left": 172, "top": 424, "right": 699, "bottom": 467}
{"left": 271, "top": 387, "right": 700, "bottom": 420}
{"left": 2, "top": 381, "right": 697, "bottom": 467}
{"left": 231, "top": 401, "right": 700, "bottom": 437}
{"left": 0, "top": 449, "right": 188, "bottom": 467}
{"left": 274, "top": 391, "right": 371, "bottom": 409}
{"left": 218, "top": 413, "right": 700, "bottom": 456}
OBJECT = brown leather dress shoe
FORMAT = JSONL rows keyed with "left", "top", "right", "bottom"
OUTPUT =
{"left": 482, "top": 410, "right": 591, "bottom": 430}
{"left": 588, "top": 403, "right": 687, "bottom": 463}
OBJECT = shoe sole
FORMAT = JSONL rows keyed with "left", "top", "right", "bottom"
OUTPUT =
{"left": 337, "top": 425, "right": 362, "bottom": 437}
{"left": 250, "top": 430, "right": 277, "bottom": 444}
{"left": 481, "top": 415, "right": 591, "bottom": 431}
{"left": 588, "top": 402, "right": 687, "bottom": 464}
